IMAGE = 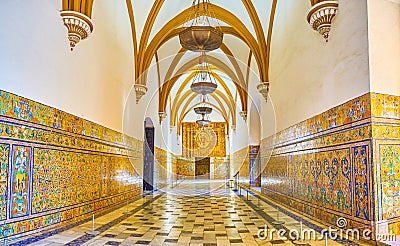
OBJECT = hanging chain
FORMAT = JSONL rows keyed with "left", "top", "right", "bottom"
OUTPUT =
{"left": 183, "top": 0, "right": 220, "bottom": 28}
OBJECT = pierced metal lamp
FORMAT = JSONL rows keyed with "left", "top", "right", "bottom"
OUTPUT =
{"left": 190, "top": 53, "right": 218, "bottom": 95}
{"left": 196, "top": 116, "right": 211, "bottom": 127}
{"left": 194, "top": 95, "right": 213, "bottom": 126}
{"left": 179, "top": 0, "right": 223, "bottom": 52}
{"left": 194, "top": 106, "right": 212, "bottom": 115}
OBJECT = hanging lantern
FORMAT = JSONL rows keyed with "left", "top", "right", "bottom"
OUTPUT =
{"left": 179, "top": 0, "right": 223, "bottom": 52}
{"left": 194, "top": 106, "right": 212, "bottom": 115}
{"left": 196, "top": 116, "right": 211, "bottom": 127}
{"left": 194, "top": 94, "right": 213, "bottom": 115}
{"left": 191, "top": 82, "right": 217, "bottom": 95}
{"left": 191, "top": 53, "right": 218, "bottom": 95}
{"left": 194, "top": 95, "right": 212, "bottom": 126}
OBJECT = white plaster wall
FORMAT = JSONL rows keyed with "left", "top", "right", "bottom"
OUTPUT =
{"left": 266, "top": 0, "right": 370, "bottom": 133}
{"left": 0, "top": 0, "right": 134, "bottom": 132}
{"left": 368, "top": 0, "right": 400, "bottom": 95}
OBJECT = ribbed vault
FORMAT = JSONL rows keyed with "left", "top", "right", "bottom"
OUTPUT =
{"left": 61, "top": 0, "right": 283, "bottom": 129}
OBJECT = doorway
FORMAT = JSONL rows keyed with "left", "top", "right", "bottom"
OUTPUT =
{"left": 143, "top": 118, "right": 154, "bottom": 191}
{"left": 195, "top": 157, "right": 210, "bottom": 179}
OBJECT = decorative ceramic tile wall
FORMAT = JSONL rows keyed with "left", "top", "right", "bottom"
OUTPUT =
{"left": 260, "top": 93, "right": 374, "bottom": 234}
{"left": 10, "top": 145, "right": 31, "bottom": 218}
{"left": 234, "top": 146, "right": 260, "bottom": 186}
{"left": 154, "top": 147, "right": 168, "bottom": 189}
{"left": 176, "top": 157, "right": 195, "bottom": 176}
{"left": 232, "top": 147, "right": 249, "bottom": 182}
{"left": 211, "top": 157, "right": 230, "bottom": 179}
{"left": 0, "top": 90, "right": 143, "bottom": 239}
{"left": 371, "top": 93, "right": 400, "bottom": 235}
{"left": 249, "top": 146, "right": 260, "bottom": 187}
{"left": 0, "top": 144, "right": 8, "bottom": 221}
{"left": 259, "top": 92, "right": 400, "bottom": 236}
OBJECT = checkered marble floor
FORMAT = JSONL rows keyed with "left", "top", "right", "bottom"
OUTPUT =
{"left": 24, "top": 183, "right": 375, "bottom": 246}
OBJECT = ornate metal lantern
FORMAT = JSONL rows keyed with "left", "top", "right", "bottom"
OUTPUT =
{"left": 194, "top": 106, "right": 212, "bottom": 115}
{"left": 194, "top": 95, "right": 212, "bottom": 126}
{"left": 196, "top": 117, "right": 211, "bottom": 127}
{"left": 179, "top": 0, "right": 223, "bottom": 52}
{"left": 191, "top": 82, "right": 217, "bottom": 95}
{"left": 191, "top": 53, "right": 218, "bottom": 95}
{"left": 180, "top": 26, "right": 223, "bottom": 52}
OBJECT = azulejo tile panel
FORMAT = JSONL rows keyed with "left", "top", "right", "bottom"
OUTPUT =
{"left": 263, "top": 146, "right": 369, "bottom": 217}
{"left": 0, "top": 143, "right": 9, "bottom": 220}
{"left": 378, "top": 144, "right": 400, "bottom": 221}
{"left": 0, "top": 89, "right": 143, "bottom": 239}
{"left": 10, "top": 145, "right": 31, "bottom": 218}
{"left": 249, "top": 146, "right": 260, "bottom": 186}
{"left": 234, "top": 146, "right": 260, "bottom": 186}
{"left": 177, "top": 158, "right": 195, "bottom": 176}
{"left": 233, "top": 146, "right": 249, "bottom": 184}
{"left": 353, "top": 145, "right": 370, "bottom": 220}
{"left": 0, "top": 90, "right": 146, "bottom": 147}
{"left": 371, "top": 93, "right": 400, "bottom": 235}
{"left": 371, "top": 93, "right": 400, "bottom": 119}
{"left": 154, "top": 147, "right": 168, "bottom": 188}
{"left": 32, "top": 148, "right": 102, "bottom": 213}
{"left": 268, "top": 93, "right": 371, "bottom": 147}
{"left": 211, "top": 157, "right": 230, "bottom": 179}
{"left": 260, "top": 93, "right": 375, "bottom": 234}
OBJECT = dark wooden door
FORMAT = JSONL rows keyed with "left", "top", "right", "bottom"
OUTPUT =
{"left": 143, "top": 127, "right": 154, "bottom": 191}
{"left": 195, "top": 157, "right": 210, "bottom": 178}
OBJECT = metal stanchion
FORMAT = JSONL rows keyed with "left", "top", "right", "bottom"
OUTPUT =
{"left": 3, "top": 238, "right": 6, "bottom": 246}
{"left": 86, "top": 214, "right": 100, "bottom": 236}
{"left": 123, "top": 200, "right": 132, "bottom": 215}
{"left": 246, "top": 190, "right": 249, "bottom": 200}
{"left": 300, "top": 221, "right": 303, "bottom": 240}
{"left": 325, "top": 233, "right": 328, "bottom": 246}
{"left": 271, "top": 210, "right": 285, "bottom": 225}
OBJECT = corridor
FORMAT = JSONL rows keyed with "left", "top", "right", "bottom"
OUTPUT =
{"left": 8, "top": 181, "right": 371, "bottom": 246}
{"left": 1, "top": 0, "right": 400, "bottom": 245}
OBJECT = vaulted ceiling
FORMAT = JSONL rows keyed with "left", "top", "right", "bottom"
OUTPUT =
{"left": 60, "top": 0, "right": 330, "bottom": 131}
